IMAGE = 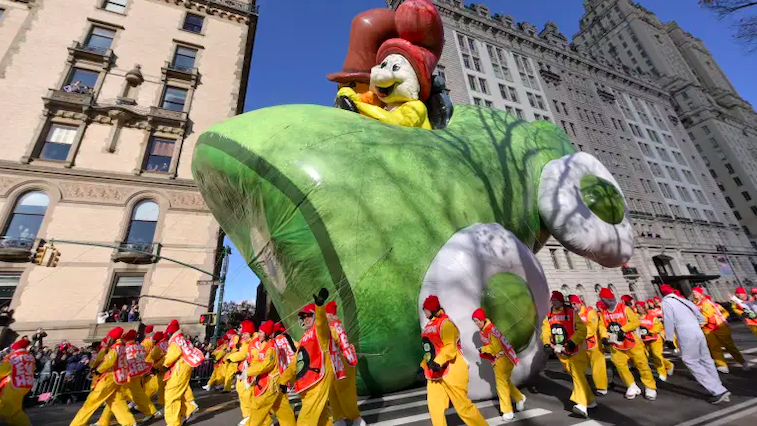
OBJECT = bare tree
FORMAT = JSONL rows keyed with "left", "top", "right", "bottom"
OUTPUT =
{"left": 700, "top": 1, "right": 757, "bottom": 51}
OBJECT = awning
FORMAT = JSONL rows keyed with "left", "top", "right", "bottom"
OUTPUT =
{"left": 652, "top": 274, "right": 720, "bottom": 284}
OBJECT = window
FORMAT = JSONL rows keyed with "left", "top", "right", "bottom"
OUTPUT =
{"left": 508, "top": 87, "right": 519, "bottom": 103}
{"left": 743, "top": 191, "right": 752, "bottom": 201}
{"left": 726, "top": 163, "right": 735, "bottom": 174}
{"left": 735, "top": 211, "right": 742, "bottom": 220}
{"left": 734, "top": 177, "right": 743, "bottom": 186}
{"left": 103, "top": 0, "right": 128, "bottom": 13}
{"left": 182, "top": 13, "right": 204, "bottom": 33}
{"left": 564, "top": 249, "right": 574, "bottom": 269}
{"left": 126, "top": 201, "right": 159, "bottom": 244}
{"left": 161, "top": 86, "right": 188, "bottom": 111}
{"left": 64, "top": 68, "right": 99, "bottom": 92}
{"left": 0, "top": 275, "right": 20, "bottom": 308}
{"left": 515, "top": 109, "right": 523, "bottom": 119}
{"left": 39, "top": 124, "right": 77, "bottom": 161}
{"left": 462, "top": 54, "right": 471, "bottom": 69}
{"left": 435, "top": 66, "right": 446, "bottom": 80}
{"left": 473, "top": 57, "right": 482, "bottom": 72}
{"left": 703, "top": 125, "right": 710, "bottom": 134}
{"left": 725, "top": 196, "right": 734, "bottom": 208}
{"left": 85, "top": 26, "right": 116, "bottom": 52}
{"left": 143, "top": 137, "right": 175, "bottom": 173}
{"left": 2, "top": 192, "right": 49, "bottom": 243}
{"left": 484, "top": 100, "right": 492, "bottom": 108}
{"left": 473, "top": 97, "right": 482, "bottom": 106}
{"left": 107, "top": 276, "right": 144, "bottom": 314}
{"left": 479, "top": 78, "right": 489, "bottom": 95}
{"left": 467, "top": 75, "right": 477, "bottom": 91}
{"left": 752, "top": 206, "right": 757, "bottom": 216}
{"left": 172, "top": 46, "right": 197, "bottom": 70}
{"left": 550, "top": 249, "right": 560, "bottom": 269}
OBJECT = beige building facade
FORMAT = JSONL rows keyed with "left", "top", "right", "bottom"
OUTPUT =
{"left": 0, "top": 0, "right": 257, "bottom": 345}
{"left": 389, "top": 0, "right": 757, "bottom": 306}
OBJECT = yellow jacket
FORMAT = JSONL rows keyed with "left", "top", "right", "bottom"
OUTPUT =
{"left": 280, "top": 305, "right": 331, "bottom": 384}
{"left": 211, "top": 344, "right": 227, "bottom": 362}
{"left": 142, "top": 338, "right": 154, "bottom": 355}
{"left": 336, "top": 87, "right": 432, "bottom": 130}
{"left": 541, "top": 307, "right": 588, "bottom": 346}
{"left": 227, "top": 339, "right": 250, "bottom": 364}
{"left": 247, "top": 342, "right": 276, "bottom": 378}
{"left": 146, "top": 345, "right": 165, "bottom": 370}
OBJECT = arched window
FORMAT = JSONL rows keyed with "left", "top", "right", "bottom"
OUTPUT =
{"left": 2, "top": 191, "right": 49, "bottom": 244}
{"left": 125, "top": 201, "right": 159, "bottom": 245}
{"left": 576, "top": 284, "right": 587, "bottom": 303}
{"left": 594, "top": 284, "right": 602, "bottom": 294}
{"left": 560, "top": 284, "right": 570, "bottom": 297}
{"left": 630, "top": 283, "right": 640, "bottom": 301}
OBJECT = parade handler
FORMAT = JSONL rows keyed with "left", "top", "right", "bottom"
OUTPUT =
{"left": 729, "top": 287, "right": 757, "bottom": 338}
{"left": 472, "top": 308, "right": 524, "bottom": 421}
{"left": 163, "top": 320, "right": 204, "bottom": 426}
{"left": 280, "top": 288, "right": 335, "bottom": 426}
{"left": 691, "top": 287, "right": 749, "bottom": 373}
{"left": 636, "top": 302, "right": 674, "bottom": 381}
{"left": 325, "top": 301, "right": 365, "bottom": 426}
{"left": 597, "top": 287, "right": 657, "bottom": 401}
{"left": 144, "top": 331, "right": 166, "bottom": 414}
{"left": 0, "top": 339, "right": 35, "bottom": 426}
{"left": 227, "top": 320, "right": 256, "bottom": 426}
{"left": 203, "top": 336, "right": 228, "bottom": 390}
{"left": 70, "top": 327, "right": 136, "bottom": 426}
{"left": 569, "top": 294, "right": 608, "bottom": 395}
{"left": 542, "top": 291, "right": 594, "bottom": 418}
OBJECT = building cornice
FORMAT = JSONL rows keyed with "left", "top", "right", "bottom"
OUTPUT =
{"left": 155, "top": 0, "right": 257, "bottom": 23}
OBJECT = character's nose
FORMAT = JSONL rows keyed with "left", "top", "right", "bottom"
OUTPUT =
{"left": 373, "top": 69, "right": 396, "bottom": 88}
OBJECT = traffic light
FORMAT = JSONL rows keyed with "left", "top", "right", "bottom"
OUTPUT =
{"left": 200, "top": 313, "right": 215, "bottom": 325}
{"left": 32, "top": 245, "right": 47, "bottom": 265}
{"left": 47, "top": 248, "right": 61, "bottom": 267}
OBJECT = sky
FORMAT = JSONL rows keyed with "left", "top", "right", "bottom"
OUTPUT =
{"left": 221, "top": 0, "right": 757, "bottom": 302}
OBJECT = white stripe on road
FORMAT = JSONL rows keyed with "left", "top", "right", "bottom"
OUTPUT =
{"left": 362, "top": 388, "right": 429, "bottom": 403}
{"left": 573, "top": 421, "right": 609, "bottom": 426}
{"left": 674, "top": 397, "right": 757, "bottom": 426}
{"left": 371, "top": 407, "right": 549, "bottom": 426}
{"left": 486, "top": 408, "right": 552, "bottom": 425}
{"left": 703, "top": 405, "right": 757, "bottom": 426}
{"left": 363, "top": 398, "right": 497, "bottom": 416}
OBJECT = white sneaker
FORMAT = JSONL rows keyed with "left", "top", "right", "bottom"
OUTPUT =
{"left": 515, "top": 395, "right": 526, "bottom": 412}
{"left": 717, "top": 365, "right": 730, "bottom": 374}
{"left": 596, "top": 389, "right": 608, "bottom": 395}
{"left": 153, "top": 410, "right": 163, "bottom": 419}
{"left": 667, "top": 364, "right": 675, "bottom": 376}
{"left": 353, "top": 418, "right": 367, "bottom": 426}
{"left": 202, "top": 384, "right": 211, "bottom": 391}
{"left": 587, "top": 401, "right": 598, "bottom": 409}
{"left": 501, "top": 412, "right": 514, "bottom": 422}
{"left": 743, "top": 362, "right": 751, "bottom": 371}
{"left": 238, "top": 417, "right": 250, "bottom": 426}
{"left": 645, "top": 388, "right": 657, "bottom": 400}
{"left": 659, "top": 375, "right": 667, "bottom": 382}
{"left": 182, "top": 401, "right": 199, "bottom": 425}
{"left": 625, "top": 383, "right": 642, "bottom": 399}
{"left": 333, "top": 420, "right": 347, "bottom": 426}
{"left": 572, "top": 404, "right": 588, "bottom": 418}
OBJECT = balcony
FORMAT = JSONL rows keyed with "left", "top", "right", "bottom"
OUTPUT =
{"left": 0, "top": 237, "right": 43, "bottom": 262}
{"left": 657, "top": 214, "right": 673, "bottom": 220}
{"left": 693, "top": 219, "right": 709, "bottom": 225}
{"left": 538, "top": 68, "right": 561, "bottom": 84}
{"left": 149, "top": 106, "right": 188, "bottom": 123}
{"left": 68, "top": 41, "right": 115, "bottom": 66}
{"left": 162, "top": 61, "right": 199, "bottom": 83}
{"left": 629, "top": 210, "right": 654, "bottom": 219}
{"left": 597, "top": 89, "right": 616, "bottom": 103}
{"left": 621, "top": 266, "right": 640, "bottom": 277}
{"left": 111, "top": 242, "right": 161, "bottom": 264}
{"left": 209, "top": 0, "right": 259, "bottom": 15}
{"left": 43, "top": 88, "right": 93, "bottom": 108}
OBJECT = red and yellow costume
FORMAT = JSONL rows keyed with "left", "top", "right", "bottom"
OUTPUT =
{"left": 163, "top": 320, "right": 204, "bottom": 426}
{"left": 637, "top": 303, "right": 674, "bottom": 380}
{"left": 224, "top": 329, "right": 242, "bottom": 391}
{"left": 693, "top": 287, "right": 746, "bottom": 368}
{"left": 571, "top": 295, "right": 607, "bottom": 393}
{"left": 70, "top": 327, "right": 137, "bottom": 426}
{"left": 247, "top": 321, "right": 296, "bottom": 426}
{"left": 325, "top": 301, "right": 364, "bottom": 425}
{"left": 0, "top": 339, "right": 35, "bottom": 426}
{"left": 227, "top": 321, "right": 256, "bottom": 422}
{"left": 205, "top": 337, "right": 228, "bottom": 388}
{"left": 421, "top": 296, "right": 487, "bottom": 426}
{"left": 730, "top": 287, "right": 757, "bottom": 338}
{"left": 143, "top": 331, "right": 167, "bottom": 407}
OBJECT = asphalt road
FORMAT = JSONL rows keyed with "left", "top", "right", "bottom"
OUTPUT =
{"left": 29, "top": 323, "right": 757, "bottom": 426}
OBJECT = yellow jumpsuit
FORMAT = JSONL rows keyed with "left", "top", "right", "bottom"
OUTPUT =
{"left": 228, "top": 338, "right": 253, "bottom": 420}
{"left": 247, "top": 341, "right": 296, "bottom": 426}
{"left": 163, "top": 340, "right": 199, "bottom": 426}
{"left": 479, "top": 320, "right": 523, "bottom": 415}
{"left": 224, "top": 335, "right": 242, "bottom": 391}
{"left": 730, "top": 302, "right": 757, "bottom": 338}
{"left": 69, "top": 345, "right": 136, "bottom": 426}
{"left": 144, "top": 344, "right": 166, "bottom": 406}
{"left": 336, "top": 87, "right": 432, "bottom": 129}
{"left": 421, "top": 317, "right": 488, "bottom": 426}
{"left": 281, "top": 305, "right": 335, "bottom": 426}
{"left": 97, "top": 345, "right": 160, "bottom": 426}
{"left": 580, "top": 307, "right": 608, "bottom": 392}
{"left": 206, "top": 344, "right": 228, "bottom": 387}
{"left": 641, "top": 315, "right": 674, "bottom": 378}
{"left": 0, "top": 352, "right": 34, "bottom": 426}
{"left": 699, "top": 300, "right": 746, "bottom": 367}
{"left": 541, "top": 309, "right": 594, "bottom": 408}
{"left": 327, "top": 325, "right": 361, "bottom": 422}
{"left": 598, "top": 306, "right": 656, "bottom": 391}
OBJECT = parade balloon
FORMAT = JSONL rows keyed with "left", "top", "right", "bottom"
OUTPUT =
{"left": 191, "top": 103, "right": 634, "bottom": 398}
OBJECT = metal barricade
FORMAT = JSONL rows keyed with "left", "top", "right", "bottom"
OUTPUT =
{"left": 28, "top": 371, "right": 64, "bottom": 406}
{"left": 190, "top": 359, "right": 214, "bottom": 385}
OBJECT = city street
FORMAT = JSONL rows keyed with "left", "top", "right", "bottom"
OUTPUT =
{"left": 30, "top": 324, "right": 757, "bottom": 426}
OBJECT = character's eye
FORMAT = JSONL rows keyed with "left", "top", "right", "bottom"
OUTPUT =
{"left": 392, "top": 63, "right": 401, "bottom": 72}
{"left": 381, "top": 61, "right": 388, "bottom": 68}
{"left": 348, "top": 82, "right": 356, "bottom": 88}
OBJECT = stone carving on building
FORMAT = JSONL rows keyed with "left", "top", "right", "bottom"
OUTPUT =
{"left": 60, "top": 182, "right": 132, "bottom": 204}
{"left": 167, "top": 190, "right": 208, "bottom": 210}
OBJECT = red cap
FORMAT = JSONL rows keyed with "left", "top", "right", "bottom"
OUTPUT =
{"left": 596, "top": 300, "right": 607, "bottom": 310}
{"left": 736, "top": 287, "right": 747, "bottom": 295}
{"left": 325, "top": 301, "right": 338, "bottom": 315}
{"left": 471, "top": 308, "right": 486, "bottom": 321}
{"left": 646, "top": 299, "right": 654, "bottom": 304}
{"left": 550, "top": 291, "right": 565, "bottom": 302}
{"left": 152, "top": 332, "right": 164, "bottom": 342}
{"left": 635, "top": 301, "right": 646, "bottom": 308}
{"left": 674, "top": 289, "right": 682, "bottom": 297}
{"left": 11, "top": 339, "right": 30, "bottom": 350}
{"left": 423, "top": 295, "right": 441, "bottom": 311}
{"left": 166, "top": 320, "right": 180, "bottom": 335}
{"left": 621, "top": 295, "right": 633, "bottom": 303}
{"left": 226, "top": 329, "right": 237, "bottom": 336}
{"left": 376, "top": 0, "right": 443, "bottom": 101}
{"left": 240, "top": 320, "right": 255, "bottom": 335}
{"left": 654, "top": 296, "right": 661, "bottom": 302}
{"left": 568, "top": 294, "right": 582, "bottom": 304}
{"left": 705, "top": 295, "right": 712, "bottom": 301}
{"left": 260, "top": 320, "right": 275, "bottom": 336}
{"left": 123, "top": 330, "right": 137, "bottom": 341}
{"left": 692, "top": 287, "right": 705, "bottom": 295}
{"left": 107, "top": 327, "right": 124, "bottom": 340}
{"left": 144, "top": 325, "right": 154, "bottom": 334}
{"left": 752, "top": 288, "right": 757, "bottom": 294}
{"left": 599, "top": 288, "right": 615, "bottom": 299}
{"left": 299, "top": 304, "right": 316, "bottom": 315}
{"left": 659, "top": 284, "right": 674, "bottom": 296}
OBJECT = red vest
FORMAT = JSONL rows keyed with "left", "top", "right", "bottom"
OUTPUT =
{"left": 480, "top": 321, "right": 518, "bottom": 365}
{"left": 245, "top": 336, "right": 261, "bottom": 384}
{"left": 601, "top": 304, "right": 637, "bottom": 350}
{"left": 547, "top": 307, "right": 580, "bottom": 355}
{"left": 578, "top": 307, "right": 597, "bottom": 350}
{"left": 293, "top": 326, "right": 326, "bottom": 394}
{"left": 164, "top": 332, "right": 204, "bottom": 381}
{"left": 329, "top": 319, "right": 358, "bottom": 367}
{"left": 698, "top": 299, "right": 727, "bottom": 331}
{"left": 639, "top": 313, "right": 659, "bottom": 342}
{"left": 421, "top": 313, "right": 461, "bottom": 381}
{"left": 158, "top": 339, "right": 169, "bottom": 353}
{"left": 125, "top": 341, "right": 151, "bottom": 379}
{"left": 253, "top": 340, "right": 276, "bottom": 397}
{"left": 274, "top": 334, "right": 296, "bottom": 377}
{"left": 111, "top": 341, "right": 129, "bottom": 385}
{"left": 1, "top": 349, "right": 35, "bottom": 390}
{"left": 650, "top": 307, "right": 663, "bottom": 320}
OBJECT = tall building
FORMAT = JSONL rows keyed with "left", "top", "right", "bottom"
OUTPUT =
{"left": 388, "top": 0, "right": 757, "bottom": 305}
{"left": 573, "top": 0, "right": 757, "bottom": 250}
{"left": 0, "top": 0, "right": 258, "bottom": 345}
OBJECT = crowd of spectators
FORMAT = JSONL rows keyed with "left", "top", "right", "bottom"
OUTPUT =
{"left": 97, "top": 300, "right": 141, "bottom": 324}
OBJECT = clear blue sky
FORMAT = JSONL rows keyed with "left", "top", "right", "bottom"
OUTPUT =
{"left": 221, "top": 0, "right": 757, "bottom": 303}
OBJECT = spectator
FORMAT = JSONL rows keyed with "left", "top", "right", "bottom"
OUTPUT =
{"left": 0, "top": 306, "right": 13, "bottom": 327}
{"left": 32, "top": 327, "right": 47, "bottom": 350}
{"left": 117, "top": 305, "right": 129, "bottom": 322}
{"left": 128, "top": 305, "right": 140, "bottom": 322}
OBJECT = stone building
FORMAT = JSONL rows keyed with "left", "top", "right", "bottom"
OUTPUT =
{"left": 0, "top": 0, "right": 257, "bottom": 345}
{"left": 388, "top": 0, "right": 757, "bottom": 305}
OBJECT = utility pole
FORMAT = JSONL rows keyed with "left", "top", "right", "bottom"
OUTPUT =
{"left": 213, "top": 246, "right": 232, "bottom": 341}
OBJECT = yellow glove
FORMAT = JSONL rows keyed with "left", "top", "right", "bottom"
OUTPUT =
{"left": 337, "top": 87, "right": 359, "bottom": 102}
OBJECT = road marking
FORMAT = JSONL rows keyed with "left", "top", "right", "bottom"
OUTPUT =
{"left": 573, "top": 421, "right": 609, "bottom": 426}
{"left": 368, "top": 399, "right": 498, "bottom": 423}
{"left": 486, "top": 408, "right": 552, "bottom": 425}
{"left": 370, "top": 405, "right": 548, "bottom": 426}
{"left": 704, "top": 405, "right": 757, "bottom": 426}
{"left": 674, "top": 397, "right": 757, "bottom": 426}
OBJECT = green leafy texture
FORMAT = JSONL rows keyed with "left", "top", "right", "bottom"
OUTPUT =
{"left": 191, "top": 104, "right": 574, "bottom": 394}
{"left": 579, "top": 174, "right": 626, "bottom": 225}
{"left": 481, "top": 273, "right": 537, "bottom": 353}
